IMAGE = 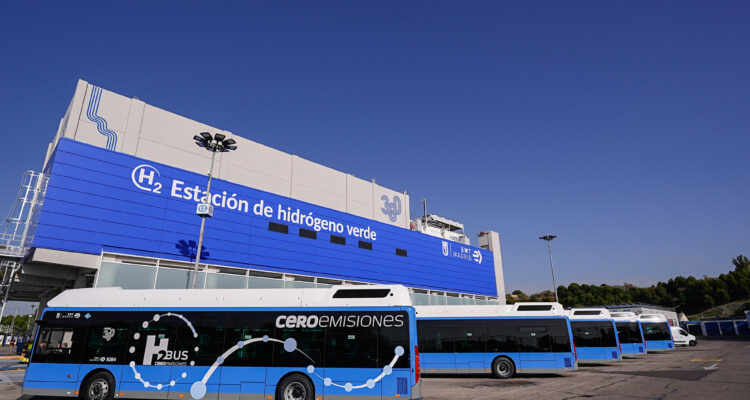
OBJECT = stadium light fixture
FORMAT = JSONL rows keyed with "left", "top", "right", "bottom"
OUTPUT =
{"left": 190, "top": 132, "right": 238, "bottom": 289}
{"left": 539, "top": 235, "right": 559, "bottom": 303}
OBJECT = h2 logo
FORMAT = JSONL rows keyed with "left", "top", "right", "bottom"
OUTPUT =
{"left": 142, "top": 335, "right": 189, "bottom": 365}
{"left": 380, "top": 195, "right": 402, "bottom": 222}
{"left": 132, "top": 164, "right": 162, "bottom": 194}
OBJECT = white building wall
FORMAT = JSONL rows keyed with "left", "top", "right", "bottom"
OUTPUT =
{"left": 49, "top": 79, "right": 411, "bottom": 228}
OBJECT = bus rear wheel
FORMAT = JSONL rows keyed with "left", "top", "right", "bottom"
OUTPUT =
{"left": 276, "top": 374, "right": 314, "bottom": 400}
{"left": 82, "top": 371, "right": 115, "bottom": 400}
{"left": 491, "top": 357, "right": 516, "bottom": 379}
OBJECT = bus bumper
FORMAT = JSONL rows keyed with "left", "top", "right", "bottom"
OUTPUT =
{"left": 23, "top": 384, "right": 78, "bottom": 397}
{"left": 410, "top": 379, "right": 422, "bottom": 399}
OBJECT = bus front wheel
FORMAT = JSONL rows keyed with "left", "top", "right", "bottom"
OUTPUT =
{"left": 491, "top": 357, "right": 516, "bottom": 379}
{"left": 82, "top": 371, "right": 115, "bottom": 400}
{"left": 276, "top": 374, "right": 314, "bottom": 400}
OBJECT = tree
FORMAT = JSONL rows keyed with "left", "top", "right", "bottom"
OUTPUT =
{"left": 732, "top": 254, "right": 749, "bottom": 271}
{"left": 509, "top": 254, "right": 750, "bottom": 314}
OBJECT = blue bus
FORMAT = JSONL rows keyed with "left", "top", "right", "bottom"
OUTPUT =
{"left": 23, "top": 285, "right": 421, "bottom": 400}
{"left": 638, "top": 314, "right": 675, "bottom": 352}
{"left": 610, "top": 312, "right": 646, "bottom": 357}
{"left": 567, "top": 309, "right": 622, "bottom": 364}
{"left": 416, "top": 302, "right": 577, "bottom": 379}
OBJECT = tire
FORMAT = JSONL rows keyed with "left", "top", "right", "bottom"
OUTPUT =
{"left": 81, "top": 371, "right": 115, "bottom": 400}
{"left": 276, "top": 374, "right": 314, "bottom": 400}
{"left": 689, "top": 340, "right": 697, "bottom": 347}
{"left": 491, "top": 357, "right": 516, "bottom": 379}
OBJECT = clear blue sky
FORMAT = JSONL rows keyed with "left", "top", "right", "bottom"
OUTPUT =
{"left": 0, "top": 1, "right": 748, "bottom": 295}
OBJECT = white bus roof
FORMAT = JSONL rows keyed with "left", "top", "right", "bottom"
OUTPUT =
{"left": 567, "top": 307, "right": 613, "bottom": 320}
{"left": 637, "top": 313, "right": 668, "bottom": 323}
{"left": 46, "top": 285, "right": 413, "bottom": 309}
{"left": 415, "top": 302, "right": 566, "bottom": 318}
{"left": 610, "top": 311, "right": 638, "bottom": 322}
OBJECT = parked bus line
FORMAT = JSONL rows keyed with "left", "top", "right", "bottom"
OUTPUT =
{"left": 638, "top": 313, "right": 675, "bottom": 352}
{"left": 610, "top": 312, "right": 646, "bottom": 357}
{"left": 566, "top": 308, "right": 622, "bottom": 364}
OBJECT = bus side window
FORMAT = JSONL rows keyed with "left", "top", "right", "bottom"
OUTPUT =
{"left": 548, "top": 321, "right": 572, "bottom": 352}
{"left": 419, "top": 321, "right": 454, "bottom": 353}
{"left": 572, "top": 322, "right": 602, "bottom": 347}
{"left": 177, "top": 313, "right": 227, "bottom": 366}
{"left": 518, "top": 325, "right": 551, "bottom": 352}
{"left": 125, "top": 312, "right": 176, "bottom": 366}
{"left": 324, "top": 320, "right": 378, "bottom": 368}
{"left": 223, "top": 312, "right": 273, "bottom": 367}
{"left": 274, "top": 326, "right": 325, "bottom": 367}
{"left": 452, "top": 321, "right": 485, "bottom": 353}
{"left": 485, "top": 320, "right": 516, "bottom": 353}
{"left": 84, "top": 324, "right": 129, "bottom": 364}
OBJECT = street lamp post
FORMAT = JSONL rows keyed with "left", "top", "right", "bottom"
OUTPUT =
{"left": 190, "top": 132, "right": 237, "bottom": 289}
{"left": 539, "top": 235, "right": 558, "bottom": 303}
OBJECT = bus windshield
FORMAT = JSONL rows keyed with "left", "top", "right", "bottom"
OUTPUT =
{"left": 641, "top": 322, "right": 671, "bottom": 341}
{"left": 615, "top": 322, "right": 644, "bottom": 344}
{"left": 570, "top": 321, "right": 618, "bottom": 347}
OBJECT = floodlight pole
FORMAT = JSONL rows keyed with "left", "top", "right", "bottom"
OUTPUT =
{"left": 539, "top": 235, "right": 558, "bottom": 303}
{"left": 191, "top": 150, "right": 217, "bottom": 289}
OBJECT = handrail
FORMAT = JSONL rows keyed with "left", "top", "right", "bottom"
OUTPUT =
{"left": 0, "top": 170, "right": 48, "bottom": 259}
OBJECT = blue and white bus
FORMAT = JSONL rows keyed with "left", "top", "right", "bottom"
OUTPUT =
{"left": 610, "top": 312, "right": 646, "bottom": 357}
{"left": 415, "top": 302, "right": 577, "bottom": 379}
{"left": 638, "top": 314, "right": 675, "bottom": 352}
{"left": 23, "top": 285, "right": 421, "bottom": 400}
{"left": 567, "top": 308, "right": 621, "bottom": 364}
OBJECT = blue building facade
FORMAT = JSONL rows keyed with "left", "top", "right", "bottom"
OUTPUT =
{"left": 32, "top": 139, "right": 498, "bottom": 297}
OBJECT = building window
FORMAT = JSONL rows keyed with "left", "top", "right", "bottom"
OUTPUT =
{"left": 268, "top": 222, "right": 288, "bottom": 234}
{"left": 395, "top": 248, "right": 407, "bottom": 257}
{"left": 330, "top": 235, "right": 346, "bottom": 245}
{"left": 358, "top": 241, "right": 372, "bottom": 250}
{"left": 299, "top": 228, "right": 317, "bottom": 239}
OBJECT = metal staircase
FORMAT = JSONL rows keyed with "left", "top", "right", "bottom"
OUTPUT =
{"left": 0, "top": 170, "right": 47, "bottom": 318}
{"left": 0, "top": 170, "right": 48, "bottom": 259}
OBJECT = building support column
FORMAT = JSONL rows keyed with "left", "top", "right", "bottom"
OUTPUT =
{"left": 478, "top": 230, "right": 506, "bottom": 304}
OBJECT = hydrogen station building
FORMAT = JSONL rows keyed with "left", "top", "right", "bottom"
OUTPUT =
{"left": 0, "top": 80, "right": 506, "bottom": 314}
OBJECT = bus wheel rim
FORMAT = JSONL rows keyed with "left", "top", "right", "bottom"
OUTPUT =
{"left": 498, "top": 361, "right": 509, "bottom": 374}
{"left": 284, "top": 382, "right": 306, "bottom": 400}
{"left": 89, "top": 379, "right": 109, "bottom": 400}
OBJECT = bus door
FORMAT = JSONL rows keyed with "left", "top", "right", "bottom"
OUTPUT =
{"left": 451, "top": 324, "right": 485, "bottom": 373}
{"left": 517, "top": 325, "right": 553, "bottom": 371}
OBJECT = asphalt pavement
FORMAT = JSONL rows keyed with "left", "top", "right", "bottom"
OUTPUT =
{"left": 422, "top": 339, "right": 750, "bottom": 399}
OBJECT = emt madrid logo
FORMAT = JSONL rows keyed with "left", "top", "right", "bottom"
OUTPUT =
{"left": 380, "top": 195, "right": 402, "bottom": 222}
{"left": 442, "top": 240, "right": 483, "bottom": 264}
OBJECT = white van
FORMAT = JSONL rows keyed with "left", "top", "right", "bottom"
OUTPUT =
{"left": 670, "top": 326, "right": 697, "bottom": 346}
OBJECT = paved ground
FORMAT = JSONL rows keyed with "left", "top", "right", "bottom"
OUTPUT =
{"left": 422, "top": 339, "right": 750, "bottom": 399}
{"left": 0, "top": 349, "right": 24, "bottom": 400}
{"left": 0, "top": 339, "right": 748, "bottom": 399}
